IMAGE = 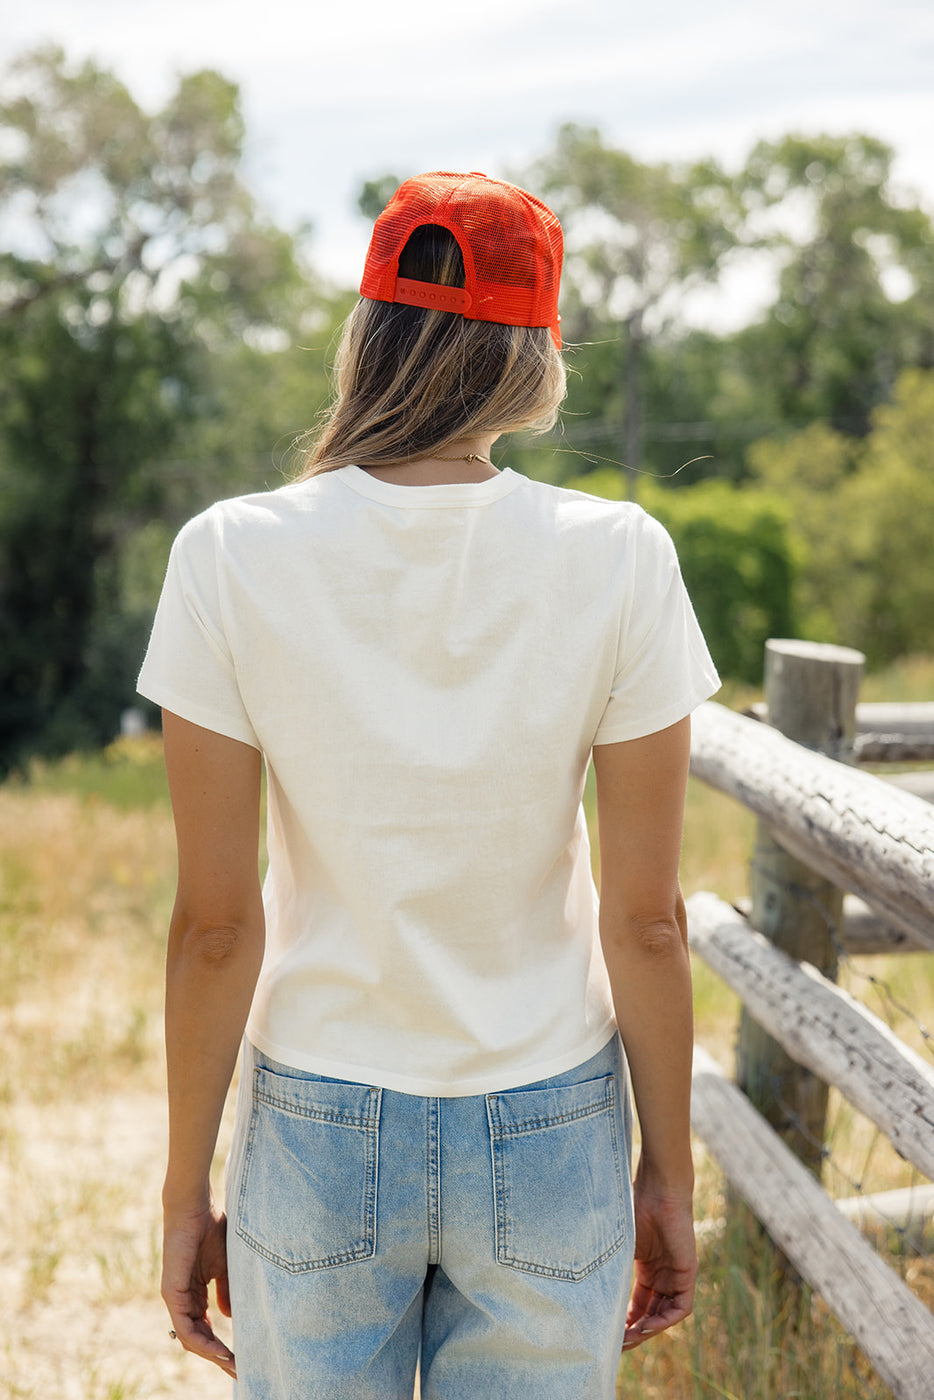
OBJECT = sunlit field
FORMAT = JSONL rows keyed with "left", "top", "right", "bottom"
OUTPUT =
{"left": 2, "top": 660, "right": 932, "bottom": 1398}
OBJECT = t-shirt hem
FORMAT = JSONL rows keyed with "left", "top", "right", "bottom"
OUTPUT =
{"left": 244, "top": 1021, "right": 619, "bottom": 1097}
{"left": 592, "top": 671, "right": 720, "bottom": 746}
{"left": 136, "top": 679, "right": 261, "bottom": 750}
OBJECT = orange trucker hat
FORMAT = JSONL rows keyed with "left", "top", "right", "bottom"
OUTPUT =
{"left": 359, "top": 171, "right": 563, "bottom": 348}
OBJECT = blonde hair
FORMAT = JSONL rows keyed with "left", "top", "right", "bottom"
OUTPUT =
{"left": 294, "top": 225, "right": 566, "bottom": 478}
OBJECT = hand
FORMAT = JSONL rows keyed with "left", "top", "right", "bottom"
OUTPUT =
{"left": 622, "top": 1168, "right": 697, "bottom": 1351}
{"left": 162, "top": 1202, "right": 237, "bottom": 1379}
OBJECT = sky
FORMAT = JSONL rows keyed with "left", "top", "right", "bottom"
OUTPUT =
{"left": 3, "top": 0, "right": 934, "bottom": 324}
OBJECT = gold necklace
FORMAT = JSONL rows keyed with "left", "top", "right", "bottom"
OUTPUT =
{"left": 432, "top": 452, "right": 491, "bottom": 465}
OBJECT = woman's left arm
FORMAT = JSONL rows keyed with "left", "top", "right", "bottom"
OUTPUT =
{"left": 160, "top": 710, "right": 266, "bottom": 1377}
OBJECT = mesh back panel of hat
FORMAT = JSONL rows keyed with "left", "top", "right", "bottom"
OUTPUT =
{"left": 362, "top": 173, "right": 562, "bottom": 332}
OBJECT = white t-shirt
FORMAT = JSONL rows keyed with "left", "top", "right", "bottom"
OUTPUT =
{"left": 138, "top": 465, "right": 719, "bottom": 1095}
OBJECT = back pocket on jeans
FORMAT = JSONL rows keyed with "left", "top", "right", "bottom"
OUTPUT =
{"left": 486, "top": 1073, "right": 628, "bottom": 1281}
{"left": 236, "top": 1065, "right": 381, "bottom": 1272}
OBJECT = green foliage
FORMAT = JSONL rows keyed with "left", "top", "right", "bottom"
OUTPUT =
{"left": 0, "top": 47, "right": 340, "bottom": 774}
{"left": 357, "top": 173, "right": 405, "bottom": 222}
{"left": 13, "top": 733, "right": 170, "bottom": 810}
{"left": 836, "top": 371, "right": 934, "bottom": 663}
{"left": 527, "top": 126, "right": 934, "bottom": 489}
{"left": 747, "top": 420, "right": 859, "bottom": 642}
{"left": 521, "top": 124, "right": 739, "bottom": 489}
{"left": 0, "top": 298, "right": 183, "bottom": 761}
{"left": 747, "top": 369, "right": 934, "bottom": 666}
{"left": 528, "top": 123, "right": 739, "bottom": 325}
{"left": 564, "top": 469, "right": 795, "bottom": 682}
{"left": 730, "top": 133, "right": 934, "bottom": 436}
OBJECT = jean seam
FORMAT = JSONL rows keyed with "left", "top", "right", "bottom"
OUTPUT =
{"left": 494, "top": 1232, "right": 627, "bottom": 1282}
{"left": 235, "top": 1232, "right": 377, "bottom": 1274}
{"left": 488, "top": 1092, "right": 614, "bottom": 1136}
{"left": 253, "top": 1093, "right": 379, "bottom": 1129}
{"left": 427, "top": 1096, "right": 441, "bottom": 1265}
{"left": 487, "top": 1093, "right": 508, "bottom": 1270}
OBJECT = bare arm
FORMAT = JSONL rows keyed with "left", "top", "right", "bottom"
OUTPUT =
{"left": 592, "top": 716, "right": 697, "bottom": 1350}
{"left": 160, "top": 710, "right": 266, "bottom": 1377}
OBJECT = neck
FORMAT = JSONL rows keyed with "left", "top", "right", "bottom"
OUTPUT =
{"left": 360, "top": 437, "right": 500, "bottom": 486}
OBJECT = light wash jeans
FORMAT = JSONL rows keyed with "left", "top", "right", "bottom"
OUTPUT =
{"left": 226, "top": 1035, "right": 634, "bottom": 1399}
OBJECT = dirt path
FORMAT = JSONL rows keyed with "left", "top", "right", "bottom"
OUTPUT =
{"left": 2, "top": 1089, "right": 234, "bottom": 1399}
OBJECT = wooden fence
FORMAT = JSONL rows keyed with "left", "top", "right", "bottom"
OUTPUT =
{"left": 687, "top": 640, "right": 934, "bottom": 1400}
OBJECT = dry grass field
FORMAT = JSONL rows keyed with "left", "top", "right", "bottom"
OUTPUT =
{"left": 2, "top": 663, "right": 932, "bottom": 1398}
{"left": 0, "top": 740, "right": 234, "bottom": 1399}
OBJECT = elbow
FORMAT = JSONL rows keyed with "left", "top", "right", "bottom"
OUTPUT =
{"left": 171, "top": 916, "right": 262, "bottom": 968}
{"left": 603, "top": 913, "right": 687, "bottom": 961}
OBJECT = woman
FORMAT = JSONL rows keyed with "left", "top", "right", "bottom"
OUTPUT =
{"left": 139, "top": 171, "right": 719, "bottom": 1399}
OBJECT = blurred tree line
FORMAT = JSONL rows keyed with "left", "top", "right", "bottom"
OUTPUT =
{"left": 0, "top": 47, "right": 352, "bottom": 771}
{"left": 1, "top": 49, "right": 933, "bottom": 773}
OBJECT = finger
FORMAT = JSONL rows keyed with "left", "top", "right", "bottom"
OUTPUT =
{"left": 625, "top": 1279, "right": 656, "bottom": 1325}
{"left": 169, "top": 1311, "right": 238, "bottom": 1378}
{"left": 622, "top": 1296, "right": 693, "bottom": 1351}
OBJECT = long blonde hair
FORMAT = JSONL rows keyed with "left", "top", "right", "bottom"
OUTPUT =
{"left": 295, "top": 225, "right": 566, "bottom": 478}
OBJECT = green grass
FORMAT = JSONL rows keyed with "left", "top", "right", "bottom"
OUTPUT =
{"left": 14, "top": 732, "right": 170, "bottom": 809}
{"left": 860, "top": 653, "right": 934, "bottom": 702}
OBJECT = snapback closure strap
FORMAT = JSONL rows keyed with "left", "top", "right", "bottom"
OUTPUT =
{"left": 393, "top": 278, "right": 472, "bottom": 313}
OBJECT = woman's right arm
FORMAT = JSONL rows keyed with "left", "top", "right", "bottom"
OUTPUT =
{"left": 160, "top": 711, "right": 265, "bottom": 1377}
{"left": 591, "top": 716, "right": 698, "bottom": 1351}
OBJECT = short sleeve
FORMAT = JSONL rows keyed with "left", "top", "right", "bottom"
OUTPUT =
{"left": 137, "top": 511, "right": 261, "bottom": 749}
{"left": 592, "top": 511, "right": 719, "bottom": 745}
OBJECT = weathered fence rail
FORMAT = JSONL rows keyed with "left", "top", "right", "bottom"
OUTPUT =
{"left": 687, "top": 639, "right": 934, "bottom": 1400}
{"left": 690, "top": 701, "right": 934, "bottom": 950}
{"left": 736, "top": 891, "right": 931, "bottom": 954}
{"left": 689, "top": 890, "right": 934, "bottom": 1183}
{"left": 692, "top": 1047, "right": 934, "bottom": 1400}
{"left": 746, "top": 699, "right": 934, "bottom": 763}
{"left": 854, "top": 700, "right": 934, "bottom": 763}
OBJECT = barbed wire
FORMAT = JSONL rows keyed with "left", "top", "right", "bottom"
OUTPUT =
{"left": 768, "top": 1086, "right": 931, "bottom": 1263}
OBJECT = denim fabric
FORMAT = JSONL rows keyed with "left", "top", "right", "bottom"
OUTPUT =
{"left": 226, "top": 1035, "right": 634, "bottom": 1399}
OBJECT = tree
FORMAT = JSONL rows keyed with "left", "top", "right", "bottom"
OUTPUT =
{"left": 357, "top": 174, "right": 404, "bottom": 222}
{"left": 747, "top": 370, "right": 934, "bottom": 665}
{"left": 731, "top": 133, "right": 934, "bottom": 435}
{"left": 747, "top": 420, "right": 858, "bottom": 641}
{"left": 0, "top": 47, "right": 324, "bottom": 772}
{"left": 847, "top": 369, "right": 934, "bottom": 661}
{"left": 522, "top": 125, "right": 739, "bottom": 494}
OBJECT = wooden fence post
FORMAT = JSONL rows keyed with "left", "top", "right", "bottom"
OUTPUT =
{"left": 736, "top": 639, "right": 865, "bottom": 1174}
